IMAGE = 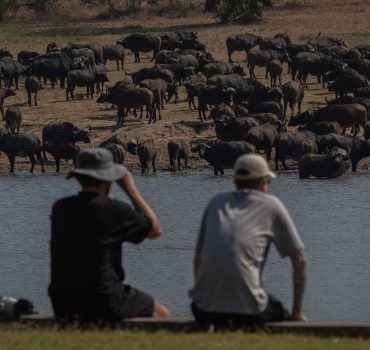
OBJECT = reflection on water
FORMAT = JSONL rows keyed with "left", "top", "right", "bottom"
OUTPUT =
{"left": 1, "top": 170, "right": 370, "bottom": 321}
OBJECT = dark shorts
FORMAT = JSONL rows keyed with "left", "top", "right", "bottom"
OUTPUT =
{"left": 51, "top": 285, "right": 154, "bottom": 323}
{"left": 192, "top": 295, "right": 289, "bottom": 330}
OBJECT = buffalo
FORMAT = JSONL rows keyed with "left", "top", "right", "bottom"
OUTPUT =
{"left": 168, "top": 140, "right": 190, "bottom": 172}
{"left": 298, "top": 147, "right": 350, "bottom": 179}
{"left": 137, "top": 139, "right": 157, "bottom": 174}
{"left": 5, "top": 106, "right": 22, "bottom": 134}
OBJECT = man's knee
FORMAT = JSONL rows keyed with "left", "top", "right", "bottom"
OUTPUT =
{"left": 152, "top": 300, "right": 171, "bottom": 318}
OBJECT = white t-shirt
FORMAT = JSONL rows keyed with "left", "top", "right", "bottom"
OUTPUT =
{"left": 189, "top": 189, "right": 305, "bottom": 315}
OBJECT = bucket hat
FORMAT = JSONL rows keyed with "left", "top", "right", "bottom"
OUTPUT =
{"left": 234, "top": 154, "right": 276, "bottom": 181}
{"left": 67, "top": 148, "right": 128, "bottom": 182}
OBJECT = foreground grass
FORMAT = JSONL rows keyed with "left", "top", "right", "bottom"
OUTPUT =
{"left": 0, "top": 329, "right": 369, "bottom": 350}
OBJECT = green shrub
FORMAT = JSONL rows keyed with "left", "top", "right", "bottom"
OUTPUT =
{"left": 216, "top": 0, "right": 263, "bottom": 22}
{"left": 0, "top": 0, "right": 19, "bottom": 22}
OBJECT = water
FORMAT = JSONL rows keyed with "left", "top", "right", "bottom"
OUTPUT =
{"left": 1, "top": 170, "right": 370, "bottom": 321}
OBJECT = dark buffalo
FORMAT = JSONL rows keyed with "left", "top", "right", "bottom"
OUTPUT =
{"left": 341, "top": 59, "right": 370, "bottom": 80}
{"left": 355, "top": 87, "right": 370, "bottom": 98}
{"left": 247, "top": 49, "right": 289, "bottom": 79}
{"left": 139, "top": 78, "right": 178, "bottom": 109}
{"left": 66, "top": 66, "right": 109, "bottom": 101}
{"left": 245, "top": 121, "right": 286, "bottom": 160}
{"left": 102, "top": 44, "right": 126, "bottom": 71}
{"left": 267, "top": 59, "right": 283, "bottom": 87}
{"left": 137, "top": 139, "right": 157, "bottom": 174}
{"left": 192, "top": 140, "right": 256, "bottom": 175}
{"left": 66, "top": 43, "right": 104, "bottom": 64}
{"left": 298, "top": 147, "right": 350, "bottom": 179}
{"left": 197, "top": 85, "right": 236, "bottom": 121}
{"left": 99, "top": 134, "right": 138, "bottom": 164}
{"left": 25, "top": 76, "right": 42, "bottom": 106}
{"left": 0, "top": 88, "right": 16, "bottom": 120}
{"left": 328, "top": 72, "right": 368, "bottom": 98}
{"left": 317, "top": 133, "right": 370, "bottom": 171}
{"left": 308, "top": 34, "right": 345, "bottom": 49}
{"left": 274, "top": 131, "right": 318, "bottom": 170}
{"left": 288, "top": 104, "right": 367, "bottom": 136}
{"left": 215, "top": 115, "right": 259, "bottom": 141}
{"left": 0, "top": 130, "right": 45, "bottom": 173}
{"left": 126, "top": 67, "right": 174, "bottom": 85}
{"left": 282, "top": 79, "right": 304, "bottom": 118}
{"left": 168, "top": 140, "right": 190, "bottom": 172}
{"left": 29, "top": 52, "right": 84, "bottom": 89}
{"left": 117, "top": 34, "right": 161, "bottom": 63}
{"left": 298, "top": 121, "right": 342, "bottom": 135}
{"left": 69, "top": 48, "right": 95, "bottom": 68}
{"left": 5, "top": 106, "right": 22, "bottom": 134}
{"left": 17, "top": 51, "right": 40, "bottom": 66}
{"left": 155, "top": 63, "right": 194, "bottom": 84}
{"left": 42, "top": 122, "right": 90, "bottom": 161}
{"left": 209, "top": 103, "right": 236, "bottom": 121}
{"left": 0, "top": 58, "right": 26, "bottom": 89}
{"left": 97, "top": 87, "right": 155, "bottom": 125}
{"left": 201, "top": 62, "right": 245, "bottom": 78}
{"left": 226, "top": 33, "right": 261, "bottom": 63}
{"left": 247, "top": 101, "right": 283, "bottom": 119}
{"left": 42, "top": 143, "right": 80, "bottom": 172}
{"left": 207, "top": 73, "right": 245, "bottom": 88}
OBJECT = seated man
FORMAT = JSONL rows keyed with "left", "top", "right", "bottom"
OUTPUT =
{"left": 49, "top": 148, "right": 170, "bottom": 322}
{"left": 190, "top": 154, "right": 307, "bottom": 329}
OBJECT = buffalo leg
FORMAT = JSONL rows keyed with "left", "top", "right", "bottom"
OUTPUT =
{"left": 290, "top": 103, "right": 295, "bottom": 118}
{"left": 55, "top": 158, "right": 60, "bottom": 173}
{"left": 227, "top": 51, "right": 233, "bottom": 63}
{"left": 274, "top": 155, "right": 279, "bottom": 171}
{"left": 265, "top": 67, "right": 268, "bottom": 80}
{"left": 0, "top": 102, "right": 4, "bottom": 120}
{"left": 36, "top": 151, "right": 45, "bottom": 173}
{"left": 283, "top": 100, "right": 288, "bottom": 119}
{"left": 7, "top": 154, "right": 16, "bottom": 173}
{"left": 266, "top": 148, "right": 272, "bottom": 161}
{"left": 116, "top": 60, "right": 119, "bottom": 71}
{"left": 34, "top": 92, "right": 38, "bottom": 106}
{"left": 29, "top": 154, "right": 36, "bottom": 173}
{"left": 177, "top": 157, "right": 181, "bottom": 171}
{"left": 152, "top": 158, "right": 156, "bottom": 173}
{"left": 26, "top": 91, "right": 31, "bottom": 106}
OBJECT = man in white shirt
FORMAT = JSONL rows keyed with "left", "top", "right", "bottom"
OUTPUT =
{"left": 190, "top": 154, "right": 307, "bottom": 329}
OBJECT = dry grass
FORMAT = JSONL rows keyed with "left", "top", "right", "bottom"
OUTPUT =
{"left": 0, "top": 0, "right": 369, "bottom": 173}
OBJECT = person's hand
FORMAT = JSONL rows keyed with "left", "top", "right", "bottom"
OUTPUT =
{"left": 289, "top": 313, "right": 308, "bottom": 322}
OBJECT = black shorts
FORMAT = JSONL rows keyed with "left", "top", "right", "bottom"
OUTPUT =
{"left": 192, "top": 295, "right": 289, "bottom": 330}
{"left": 51, "top": 285, "right": 154, "bottom": 323}
{"left": 114, "top": 285, "right": 154, "bottom": 319}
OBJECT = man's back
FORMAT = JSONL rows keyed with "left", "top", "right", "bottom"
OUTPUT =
{"left": 190, "top": 189, "right": 304, "bottom": 315}
{"left": 49, "top": 191, "right": 151, "bottom": 319}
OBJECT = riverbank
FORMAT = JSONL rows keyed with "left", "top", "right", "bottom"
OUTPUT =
{"left": 1, "top": 327, "right": 370, "bottom": 350}
{"left": 0, "top": 0, "right": 369, "bottom": 173}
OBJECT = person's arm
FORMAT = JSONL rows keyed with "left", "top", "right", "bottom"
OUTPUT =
{"left": 289, "top": 251, "right": 307, "bottom": 321}
{"left": 117, "top": 172, "right": 161, "bottom": 239}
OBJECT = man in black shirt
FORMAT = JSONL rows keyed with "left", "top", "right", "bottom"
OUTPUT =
{"left": 49, "top": 148, "right": 170, "bottom": 322}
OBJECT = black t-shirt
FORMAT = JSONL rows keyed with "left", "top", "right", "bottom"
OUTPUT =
{"left": 49, "top": 191, "right": 152, "bottom": 309}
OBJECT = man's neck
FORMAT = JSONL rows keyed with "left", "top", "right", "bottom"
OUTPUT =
{"left": 81, "top": 186, "right": 107, "bottom": 196}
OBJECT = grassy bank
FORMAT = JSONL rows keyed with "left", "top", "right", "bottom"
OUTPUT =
{"left": 0, "top": 329, "right": 369, "bottom": 350}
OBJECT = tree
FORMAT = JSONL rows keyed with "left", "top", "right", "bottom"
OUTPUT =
{"left": 216, "top": 0, "right": 263, "bottom": 22}
{"left": 0, "top": 0, "right": 19, "bottom": 21}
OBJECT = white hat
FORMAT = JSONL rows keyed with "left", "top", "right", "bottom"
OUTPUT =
{"left": 234, "top": 154, "right": 276, "bottom": 180}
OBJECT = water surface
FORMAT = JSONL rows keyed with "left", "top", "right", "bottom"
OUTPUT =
{"left": 1, "top": 170, "right": 370, "bottom": 321}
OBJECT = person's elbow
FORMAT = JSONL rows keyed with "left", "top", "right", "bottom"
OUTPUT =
{"left": 291, "top": 251, "right": 307, "bottom": 269}
{"left": 147, "top": 221, "right": 162, "bottom": 239}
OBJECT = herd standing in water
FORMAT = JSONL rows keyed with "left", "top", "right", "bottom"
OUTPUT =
{"left": 0, "top": 30, "right": 369, "bottom": 178}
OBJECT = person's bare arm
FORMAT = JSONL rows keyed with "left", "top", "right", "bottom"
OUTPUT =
{"left": 117, "top": 173, "right": 161, "bottom": 239}
{"left": 290, "top": 251, "right": 307, "bottom": 321}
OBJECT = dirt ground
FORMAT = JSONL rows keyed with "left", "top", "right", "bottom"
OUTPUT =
{"left": 0, "top": 0, "right": 369, "bottom": 173}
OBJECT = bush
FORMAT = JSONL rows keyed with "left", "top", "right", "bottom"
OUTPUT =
{"left": 0, "top": 0, "right": 19, "bottom": 21}
{"left": 216, "top": 0, "right": 263, "bottom": 22}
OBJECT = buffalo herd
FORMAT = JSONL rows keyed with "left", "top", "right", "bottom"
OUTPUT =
{"left": 0, "top": 29, "right": 369, "bottom": 179}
